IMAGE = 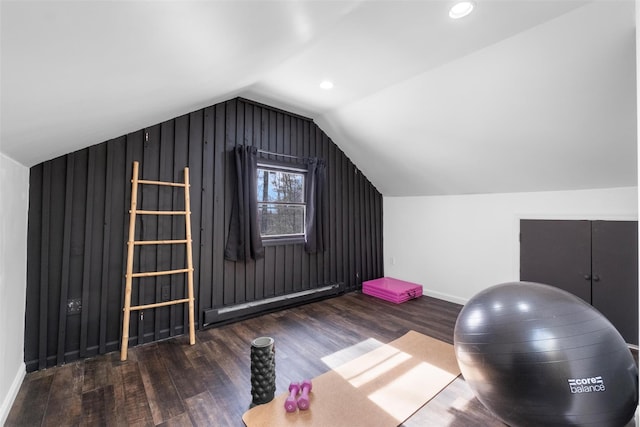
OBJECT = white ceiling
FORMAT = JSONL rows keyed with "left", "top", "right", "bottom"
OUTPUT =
{"left": 1, "top": 0, "right": 636, "bottom": 196}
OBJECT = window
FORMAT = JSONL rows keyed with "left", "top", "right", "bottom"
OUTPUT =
{"left": 257, "top": 165, "right": 306, "bottom": 240}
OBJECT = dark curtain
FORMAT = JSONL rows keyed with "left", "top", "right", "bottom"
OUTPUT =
{"left": 224, "top": 145, "right": 264, "bottom": 261}
{"left": 305, "top": 158, "right": 327, "bottom": 253}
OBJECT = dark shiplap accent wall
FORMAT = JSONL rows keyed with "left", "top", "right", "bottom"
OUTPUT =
{"left": 25, "top": 98, "right": 383, "bottom": 371}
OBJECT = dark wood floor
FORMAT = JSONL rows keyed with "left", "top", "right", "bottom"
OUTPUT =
{"left": 5, "top": 291, "right": 637, "bottom": 426}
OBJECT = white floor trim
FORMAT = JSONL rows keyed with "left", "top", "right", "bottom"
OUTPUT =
{"left": 424, "top": 288, "right": 468, "bottom": 306}
{"left": 1, "top": 363, "right": 26, "bottom": 425}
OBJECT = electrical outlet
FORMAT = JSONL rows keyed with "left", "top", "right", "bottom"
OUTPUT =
{"left": 67, "top": 298, "right": 82, "bottom": 315}
{"left": 161, "top": 285, "right": 171, "bottom": 301}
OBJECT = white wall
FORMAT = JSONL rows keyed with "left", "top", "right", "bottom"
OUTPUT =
{"left": 636, "top": 0, "right": 639, "bottom": 420}
{"left": 384, "top": 187, "right": 638, "bottom": 305}
{"left": 636, "top": 0, "right": 640, "bottom": 419}
{"left": 0, "top": 153, "right": 29, "bottom": 425}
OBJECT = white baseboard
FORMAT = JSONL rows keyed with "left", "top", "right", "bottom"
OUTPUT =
{"left": 0, "top": 363, "right": 26, "bottom": 426}
{"left": 425, "top": 288, "right": 468, "bottom": 306}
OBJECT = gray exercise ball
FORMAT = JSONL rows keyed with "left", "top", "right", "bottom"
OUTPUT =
{"left": 454, "top": 281, "right": 638, "bottom": 427}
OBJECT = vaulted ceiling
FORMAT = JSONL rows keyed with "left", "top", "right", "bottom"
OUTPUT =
{"left": 1, "top": 0, "right": 636, "bottom": 196}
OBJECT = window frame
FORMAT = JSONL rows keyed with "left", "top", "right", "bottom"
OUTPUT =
{"left": 256, "top": 161, "right": 307, "bottom": 245}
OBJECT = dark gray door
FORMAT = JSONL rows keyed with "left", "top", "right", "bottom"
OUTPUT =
{"left": 591, "top": 221, "right": 638, "bottom": 345}
{"left": 520, "top": 220, "right": 591, "bottom": 303}
{"left": 520, "top": 219, "right": 638, "bottom": 346}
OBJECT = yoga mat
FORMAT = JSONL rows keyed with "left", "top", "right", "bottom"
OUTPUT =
{"left": 242, "top": 331, "right": 460, "bottom": 427}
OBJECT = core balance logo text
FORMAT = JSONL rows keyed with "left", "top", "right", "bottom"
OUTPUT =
{"left": 567, "top": 376, "right": 605, "bottom": 394}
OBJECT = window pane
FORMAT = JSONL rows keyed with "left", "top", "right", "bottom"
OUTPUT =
{"left": 257, "top": 204, "right": 305, "bottom": 236}
{"left": 257, "top": 169, "right": 304, "bottom": 203}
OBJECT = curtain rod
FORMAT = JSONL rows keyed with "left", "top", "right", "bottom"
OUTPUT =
{"left": 257, "top": 149, "right": 309, "bottom": 160}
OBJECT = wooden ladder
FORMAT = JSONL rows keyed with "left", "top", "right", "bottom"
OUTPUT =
{"left": 120, "top": 161, "right": 195, "bottom": 361}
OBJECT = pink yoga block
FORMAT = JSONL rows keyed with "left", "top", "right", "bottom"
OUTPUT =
{"left": 362, "top": 277, "right": 423, "bottom": 304}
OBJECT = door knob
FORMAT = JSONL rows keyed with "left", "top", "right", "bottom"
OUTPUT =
{"left": 583, "top": 274, "right": 591, "bottom": 280}
{"left": 593, "top": 275, "right": 600, "bottom": 282}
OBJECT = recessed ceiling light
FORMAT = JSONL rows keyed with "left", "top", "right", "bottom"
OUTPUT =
{"left": 449, "top": 1, "right": 474, "bottom": 19}
{"left": 320, "top": 80, "right": 334, "bottom": 90}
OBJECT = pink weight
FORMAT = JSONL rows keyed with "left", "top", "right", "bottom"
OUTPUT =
{"left": 284, "top": 382, "right": 300, "bottom": 412}
{"left": 297, "top": 379, "right": 312, "bottom": 410}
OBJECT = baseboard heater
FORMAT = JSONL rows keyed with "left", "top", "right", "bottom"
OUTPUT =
{"left": 203, "top": 282, "right": 344, "bottom": 328}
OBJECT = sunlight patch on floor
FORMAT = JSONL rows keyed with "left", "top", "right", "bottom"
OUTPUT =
{"left": 329, "top": 341, "right": 457, "bottom": 422}
{"left": 367, "top": 360, "right": 453, "bottom": 416}
{"left": 344, "top": 351, "right": 411, "bottom": 387}
{"left": 320, "top": 337, "right": 383, "bottom": 370}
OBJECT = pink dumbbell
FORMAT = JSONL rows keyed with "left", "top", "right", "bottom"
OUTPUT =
{"left": 297, "top": 379, "right": 312, "bottom": 410}
{"left": 284, "top": 382, "right": 300, "bottom": 412}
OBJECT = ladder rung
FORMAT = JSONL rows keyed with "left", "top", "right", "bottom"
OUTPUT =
{"left": 137, "top": 179, "right": 187, "bottom": 188}
{"left": 133, "top": 210, "right": 189, "bottom": 215}
{"left": 132, "top": 239, "right": 189, "bottom": 245}
{"left": 131, "top": 268, "right": 191, "bottom": 278}
{"left": 129, "top": 298, "right": 191, "bottom": 311}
